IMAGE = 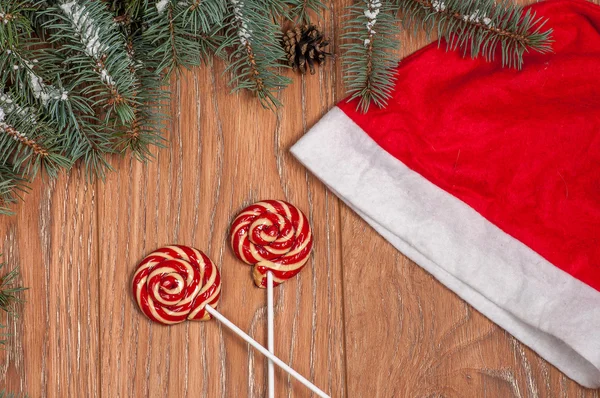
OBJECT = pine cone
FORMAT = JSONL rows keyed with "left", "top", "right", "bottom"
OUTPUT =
{"left": 282, "top": 25, "right": 330, "bottom": 75}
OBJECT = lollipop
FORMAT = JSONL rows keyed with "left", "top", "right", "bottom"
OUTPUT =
{"left": 230, "top": 200, "right": 313, "bottom": 288}
{"left": 132, "top": 245, "right": 221, "bottom": 325}
{"left": 230, "top": 200, "right": 316, "bottom": 398}
{"left": 132, "top": 245, "right": 328, "bottom": 398}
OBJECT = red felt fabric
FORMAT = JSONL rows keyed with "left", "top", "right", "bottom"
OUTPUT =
{"left": 338, "top": 0, "right": 600, "bottom": 291}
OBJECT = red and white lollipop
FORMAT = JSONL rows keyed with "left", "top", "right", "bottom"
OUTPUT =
{"left": 132, "top": 245, "right": 221, "bottom": 325}
{"left": 131, "top": 245, "right": 328, "bottom": 398}
{"left": 230, "top": 200, "right": 313, "bottom": 288}
{"left": 230, "top": 200, "right": 315, "bottom": 398}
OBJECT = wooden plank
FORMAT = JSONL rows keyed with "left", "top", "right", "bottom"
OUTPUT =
{"left": 0, "top": 170, "right": 99, "bottom": 397}
{"left": 339, "top": 1, "right": 600, "bottom": 397}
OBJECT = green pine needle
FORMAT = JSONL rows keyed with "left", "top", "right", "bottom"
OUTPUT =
{"left": 343, "top": 0, "right": 400, "bottom": 113}
{"left": 0, "top": 0, "right": 554, "bottom": 212}
{"left": 0, "top": 264, "right": 25, "bottom": 316}
{"left": 143, "top": 0, "right": 226, "bottom": 77}
{"left": 0, "top": 261, "right": 26, "bottom": 347}
{"left": 399, "top": 0, "right": 553, "bottom": 68}
{"left": 0, "top": 389, "right": 27, "bottom": 398}
{"left": 285, "top": 0, "right": 327, "bottom": 24}
{"left": 224, "top": 0, "right": 291, "bottom": 110}
{"left": 0, "top": 165, "right": 28, "bottom": 216}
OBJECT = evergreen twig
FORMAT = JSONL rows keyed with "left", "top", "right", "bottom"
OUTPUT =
{"left": 285, "top": 0, "right": 327, "bottom": 24}
{"left": 143, "top": 0, "right": 226, "bottom": 77}
{"left": 399, "top": 0, "right": 553, "bottom": 68}
{"left": 0, "top": 261, "right": 26, "bottom": 347}
{"left": 343, "top": 0, "right": 400, "bottom": 113}
{"left": 0, "top": 165, "right": 28, "bottom": 216}
{"left": 0, "top": 389, "right": 27, "bottom": 398}
{"left": 224, "top": 0, "right": 291, "bottom": 109}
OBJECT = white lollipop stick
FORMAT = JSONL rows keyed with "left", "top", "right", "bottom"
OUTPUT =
{"left": 205, "top": 304, "right": 330, "bottom": 398}
{"left": 267, "top": 271, "right": 275, "bottom": 398}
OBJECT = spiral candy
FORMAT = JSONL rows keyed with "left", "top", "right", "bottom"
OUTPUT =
{"left": 132, "top": 245, "right": 221, "bottom": 325}
{"left": 230, "top": 200, "right": 313, "bottom": 288}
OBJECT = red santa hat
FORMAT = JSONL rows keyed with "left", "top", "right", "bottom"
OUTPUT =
{"left": 291, "top": 0, "right": 600, "bottom": 388}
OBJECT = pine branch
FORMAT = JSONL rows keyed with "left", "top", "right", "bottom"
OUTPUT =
{"left": 224, "top": 0, "right": 291, "bottom": 110}
{"left": 398, "top": 0, "right": 553, "bottom": 68}
{"left": 0, "top": 261, "right": 26, "bottom": 350}
{"left": 285, "top": 0, "right": 326, "bottom": 24}
{"left": 0, "top": 389, "right": 27, "bottom": 398}
{"left": 0, "top": 1, "right": 34, "bottom": 49}
{"left": 40, "top": 0, "right": 138, "bottom": 125}
{"left": 0, "top": 15, "right": 111, "bottom": 178}
{"left": 343, "top": 0, "right": 399, "bottom": 113}
{"left": 0, "top": 165, "right": 27, "bottom": 216}
{"left": 0, "top": 92, "right": 70, "bottom": 178}
{"left": 0, "top": 263, "right": 25, "bottom": 316}
{"left": 115, "top": 34, "right": 168, "bottom": 159}
{"left": 143, "top": 0, "right": 226, "bottom": 77}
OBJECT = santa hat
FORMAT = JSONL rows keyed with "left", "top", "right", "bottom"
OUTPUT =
{"left": 291, "top": 0, "right": 600, "bottom": 388}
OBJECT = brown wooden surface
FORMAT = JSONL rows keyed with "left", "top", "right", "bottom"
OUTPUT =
{"left": 1, "top": 1, "right": 599, "bottom": 396}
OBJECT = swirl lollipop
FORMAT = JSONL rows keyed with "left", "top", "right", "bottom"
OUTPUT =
{"left": 230, "top": 200, "right": 313, "bottom": 288}
{"left": 132, "top": 245, "right": 221, "bottom": 325}
{"left": 131, "top": 245, "right": 328, "bottom": 398}
{"left": 230, "top": 200, "right": 315, "bottom": 398}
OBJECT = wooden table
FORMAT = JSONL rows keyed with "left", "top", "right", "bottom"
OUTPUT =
{"left": 1, "top": 1, "right": 599, "bottom": 396}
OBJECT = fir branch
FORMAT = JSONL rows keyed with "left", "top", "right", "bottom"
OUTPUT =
{"left": 0, "top": 264, "right": 25, "bottom": 316}
{"left": 0, "top": 261, "right": 26, "bottom": 349}
{"left": 40, "top": 0, "right": 138, "bottom": 125}
{"left": 144, "top": 0, "right": 226, "bottom": 77}
{"left": 285, "top": 0, "right": 326, "bottom": 24}
{"left": 0, "top": 390, "right": 27, "bottom": 398}
{"left": 224, "top": 0, "right": 291, "bottom": 110}
{"left": 0, "top": 92, "right": 70, "bottom": 178}
{"left": 0, "top": 165, "right": 27, "bottom": 216}
{"left": 343, "top": 0, "right": 399, "bottom": 113}
{"left": 115, "top": 35, "right": 168, "bottom": 159}
{"left": 398, "top": 0, "right": 553, "bottom": 68}
{"left": 0, "top": 44, "right": 69, "bottom": 109}
{"left": 0, "top": 1, "right": 34, "bottom": 49}
{"left": 180, "top": 0, "right": 227, "bottom": 34}
{"left": 1, "top": 123, "right": 48, "bottom": 158}
{"left": 0, "top": 33, "right": 114, "bottom": 179}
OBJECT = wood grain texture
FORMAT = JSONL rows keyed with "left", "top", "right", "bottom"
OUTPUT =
{"left": 0, "top": 171, "right": 99, "bottom": 397}
{"left": 0, "top": 1, "right": 599, "bottom": 397}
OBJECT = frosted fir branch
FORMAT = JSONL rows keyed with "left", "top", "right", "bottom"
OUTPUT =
{"left": 0, "top": 12, "right": 15, "bottom": 25}
{"left": 343, "top": 0, "right": 399, "bottom": 112}
{"left": 27, "top": 67, "right": 69, "bottom": 106}
{"left": 231, "top": 0, "right": 252, "bottom": 46}
{"left": 0, "top": 93, "right": 36, "bottom": 125}
{"left": 229, "top": 0, "right": 263, "bottom": 89}
{"left": 225, "top": 0, "right": 291, "bottom": 109}
{"left": 59, "top": 1, "right": 115, "bottom": 87}
{"left": 60, "top": 2, "right": 107, "bottom": 59}
{"left": 398, "top": 0, "right": 553, "bottom": 68}
{"left": 43, "top": 0, "right": 138, "bottom": 127}
{"left": 364, "top": 0, "right": 381, "bottom": 47}
{"left": 0, "top": 90, "right": 71, "bottom": 179}
{"left": 0, "top": 122, "right": 48, "bottom": 157}
{"left": 0, "top": 48, "right": 67, "bottom": 106}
